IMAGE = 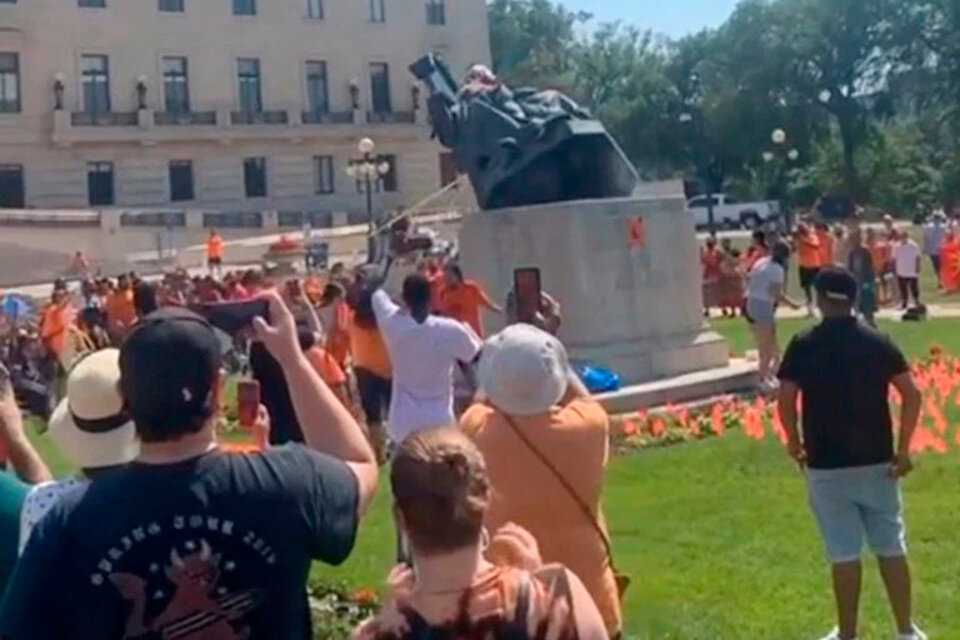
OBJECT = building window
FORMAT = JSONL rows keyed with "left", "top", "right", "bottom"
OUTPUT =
{"left": 0, "top": 164, "right": 24, "bottom": 208}
{"left": 243, "top": 157, "right": 266, "bottom": 198}
{"left": 369, "top": 0, "right": 384, "bottom": 22}
{"left": 426, "top": 0, "right": 444, "bottom": 25}
{"left": 162, "top": 57, "right": 189, "bottom": 113}
{"left": 237, "top": 58, "right": 262, "bottom": 113}
{"left": 81, "top": 55, "right": 111, "bottom": 114}
{"left": 159, "top": 0, "right": 184, "bottom": 12}
{"left": 305, "top": 0, "right": 322, "bottom": 19}
{"left": 369, "top": 63, "right": 391, "bottom": 113}
{"left": 305, "top": 61, "right": 328, "bottom": 115}
{"left": 79, "top": 0, "right": 106, "bottom": 7}
{"left": 169, "top": 160, "right": 194, "bottom": 201}
{"left": 0, "top": 53, "right": 20, "bottom": 113}
{"left": 233, "top": 0, "right": 255, "bottom": 15}
{"left": 314, "top": 156, "right": 334, "bottom": 194}
{"left": 87, "top": 162, "right": 114, "bottom": 206}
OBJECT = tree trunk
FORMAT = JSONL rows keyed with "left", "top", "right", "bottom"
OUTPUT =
{"left": 836, "top": 110, "right": 861, "bottom": 200}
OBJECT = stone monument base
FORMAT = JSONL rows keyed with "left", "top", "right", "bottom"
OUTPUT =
{"left": 458, "top": 187, "right": 729, "bottom": 386}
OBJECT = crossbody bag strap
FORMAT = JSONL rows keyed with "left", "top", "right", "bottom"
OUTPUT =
{"left": 501, "top": 414, "right": 618, "bottom": 570}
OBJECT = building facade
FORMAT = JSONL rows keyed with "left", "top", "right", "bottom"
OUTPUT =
{"left": 0, "top": 0, "right": 488, "bottom": 216}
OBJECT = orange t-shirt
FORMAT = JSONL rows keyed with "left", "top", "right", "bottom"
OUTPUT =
{"left": 816, "top": 229, "right": 833, "bottom": 266}
{"left": 40, "top": 302, "right": 73, "bottom": 356}
{"left": 460, "top": 399, "right": 621, "bottom": 635}
{"left": 868, "top": 241, "right": 891, "bottom": 275}
{"left": 206, "top": 234, "right": 224, "bottom": 260}
{"left": 701, "top": 247, "right": 723, "bottom": 280}
{"left": 439, "top": 281, "right": 495, "bottom": 337}
{"left": 322, "top": 300, "right": 351, "bottom": 366}
{"left": 743, "top": 245, "right": 769, "bottom": 271}
{"left": 795, "top": 232, "right": 822, "bottom": 268}
{"left": 348, "top": 321, "right": 392, "bottom": 379}
{"left": 105, "top": 290, "right": 136, "bottom": 331}
{"left": 305, "top": 345, "right": 347, "bottom": 387}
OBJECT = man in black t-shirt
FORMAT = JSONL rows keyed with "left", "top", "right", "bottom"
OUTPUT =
{"left": 777, "top": 267, "right": 925, "bottom": 640}
{"left": 0, "top": 292, "right": 378, "bottom": 640}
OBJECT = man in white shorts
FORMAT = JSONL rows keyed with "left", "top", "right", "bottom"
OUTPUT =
{"left": 777, "top": 267, "right": 926, "bottom": 640}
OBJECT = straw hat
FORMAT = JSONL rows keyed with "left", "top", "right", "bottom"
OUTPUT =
{"left": 48, "top": 348, "right": 140, "bottom": 469}
{"left": 477, "top": 324, "right": 569, "bottom": 417}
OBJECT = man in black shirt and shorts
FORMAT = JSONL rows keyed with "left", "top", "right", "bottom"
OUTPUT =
{"left": 777, "top": 267, "right": 925, "bottom": 640}
{"left": 0, "top": 291, "right": 378, "bottom": 640}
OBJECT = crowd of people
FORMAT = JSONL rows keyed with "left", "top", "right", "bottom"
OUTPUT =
{"left": 0, "top": 217, "right": 933, "bottom": 640}
{"left": 701, "top": 211, "right": 960, "bottom": 390}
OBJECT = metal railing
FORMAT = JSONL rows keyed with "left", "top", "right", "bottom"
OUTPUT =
{"left": 154, "top": 111, "right": 217, "bottom": 126}
{"left": 230, "top": 110, "right": 289, "bottom": 125}
{"left": 366, "top": 110, "right": 416, "bottom": 124}
{"left": 70, "top": 111, "right": 138, "bottom": 126}
{"left": 301, "top": 110, "right": 353, "bottom": 124}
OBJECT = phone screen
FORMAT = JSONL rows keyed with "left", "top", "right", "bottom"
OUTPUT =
{"left": 513, "top": 268, "right": 542, "bottom": 324}
{"left": 236, "top": 380, "right": 260, "bottom": 428}
{"left": 195, "top": 300, "right": 269, "bottom": 335}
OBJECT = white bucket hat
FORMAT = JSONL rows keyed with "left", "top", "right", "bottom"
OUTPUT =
{"left": 48, "top": 348, "right": 140, "bottom": 469}
{"left": 477, "top": 324, "right": 569, "bottom": 416}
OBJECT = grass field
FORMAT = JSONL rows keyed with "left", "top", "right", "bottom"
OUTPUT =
{"left": 713, "top": 316, "right": 960, "bottom": 359}
{"left": 24, "top": 317, "right": 960, "bottom": 639}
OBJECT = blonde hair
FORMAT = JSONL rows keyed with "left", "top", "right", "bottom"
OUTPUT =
{"left": 391, "top": 428, "right": 490, "bottom": 554}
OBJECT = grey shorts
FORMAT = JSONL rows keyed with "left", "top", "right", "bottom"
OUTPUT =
{"left": 807, "top": 463, "right": 906, "bottom": 564}
{"left": 745, "top": 298, "right": 776, "bottom": 326}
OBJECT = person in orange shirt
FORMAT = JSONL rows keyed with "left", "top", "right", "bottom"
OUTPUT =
{"left": 461, "top": 324, "right": 622, "bottom": 637}
{"left": 866, "top": 227, "right": 893, "bottom": 306}
{"left": 39, "top": 288, "right": 74, "bottom": 365}
{"left": 743, "top": 230, "right": 770, "bottom": 271}
{"left": 347, "top": 286, "right": 393, "bottom": 462}
{"left": 206, "top": 229, "right": 224, "bottom": 279}
{"left": 104, "top": 275, "right": 137, "bottom": 344}
{"left": 700, "top": 237, "right": 723, "bottom": 315}
{"left": 794, "top": 223, "right": 822, "bottom": 313}
{"left": 815, "top": 222, "right": 834, "bottom": 266}
{"left": 418, "top": 259, "right": 447, "bottom": 312}
{"left": 439, "top": 264, "right": 502, "bottom": 337}
{"left": 300, "top": 328, "right": 350, "bottom": 410}
{"left": 317, "top": 284, "right": 350, "bottom": 367}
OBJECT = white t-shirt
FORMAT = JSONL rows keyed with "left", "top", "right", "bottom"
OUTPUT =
{"left": 373, "top": 290, "right": 483, "bottom": 443}
{"left": 746, "top": 257, "right": 785, "bottom": 302}
{"left": 894, "top": 240, "right": 921, "bottom": 277}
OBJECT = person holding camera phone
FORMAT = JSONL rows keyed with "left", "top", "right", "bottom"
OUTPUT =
{"left": 0, "top": 293, "right": 378, "bottom": 640}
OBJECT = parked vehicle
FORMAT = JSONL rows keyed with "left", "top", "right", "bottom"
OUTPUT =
{"left": 686, "top": 194, "right": 780, "bottom": 229}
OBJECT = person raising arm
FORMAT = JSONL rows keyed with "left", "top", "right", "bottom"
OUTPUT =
{"left": 254, "top": 289, "right": 378, "bottom": 514}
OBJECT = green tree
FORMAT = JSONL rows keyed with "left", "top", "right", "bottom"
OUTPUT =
{"left": 487, "top": 0, "right": 590, "bottom": 87}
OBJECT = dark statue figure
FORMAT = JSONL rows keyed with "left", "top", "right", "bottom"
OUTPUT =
{"left": 409, "top": 53, "right": 639, "bottom": 211}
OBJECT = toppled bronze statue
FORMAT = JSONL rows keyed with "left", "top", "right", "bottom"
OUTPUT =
{"left": 410, "top": 53, "right": 639, "bottom": 210}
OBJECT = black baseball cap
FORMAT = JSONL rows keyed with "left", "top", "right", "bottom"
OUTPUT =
{"left": 814, "top": 267, "right": 858, "bottom": 303}
{"left": 119, "top": 307, "right": 222, "bottom": 428}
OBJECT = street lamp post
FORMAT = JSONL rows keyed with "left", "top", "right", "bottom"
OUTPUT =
{"left": 764, "top": 128, "right": 800, "bottom": 230}
{"left": 346, "top": 137, "right": 391, "bottom": 263}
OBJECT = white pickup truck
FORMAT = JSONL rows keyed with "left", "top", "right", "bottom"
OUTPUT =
{"left": 686, "top": 194, "right": 780, "bottom": 229}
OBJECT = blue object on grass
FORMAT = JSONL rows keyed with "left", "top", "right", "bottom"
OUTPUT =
{"left": 571, "top": 360, "right": 621, "bottom": 394}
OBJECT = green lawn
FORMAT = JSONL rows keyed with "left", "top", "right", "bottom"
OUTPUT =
{"left": 325, "top": 435, "right": 960, "bottom": 640}
{"left": 713, "top": 315, "right": 960, "bottom": 360}
{"left": 24, "top": 316, "right": 960, "bottom": 639}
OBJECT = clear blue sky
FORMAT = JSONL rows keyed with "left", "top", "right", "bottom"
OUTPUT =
{"left": 566, "top": 0, "right": 741, "bottom": 38}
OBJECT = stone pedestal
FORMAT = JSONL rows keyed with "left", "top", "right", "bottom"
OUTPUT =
{"left": 458, "top": 191, "right": 729, "bottom": 385}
